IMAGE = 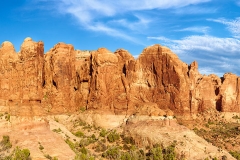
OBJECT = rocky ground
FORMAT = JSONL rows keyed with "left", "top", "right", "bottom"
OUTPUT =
{"left": 0, "top": 110, "right": 238, "bottom": 160}
{"left": 179, "top": 109, "right": 240, "bottom": 159}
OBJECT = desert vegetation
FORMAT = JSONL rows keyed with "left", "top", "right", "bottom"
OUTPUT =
{"left": 179, "top": 110, "right": 240, "bottom": 160}
{"left": 0, "top": 135, "right": 31, "bottom": 160}
{"left": 52, "top": 118, "right": 178, "bottom": 160}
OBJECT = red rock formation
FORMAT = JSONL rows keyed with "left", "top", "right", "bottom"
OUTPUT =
{"left": 43, "top": 42, "right": 77, "bottom": 114}
{"left": 0, "top": 37, "right": 44, "bottom": 116}
{"left": 220, "top": 73, "right": 240, "bottom": 112}
{"left": 0, "top": 38, "right": 239, "bottom": 116}
{"left": 126, "top": 45, "right": 190, "bottom": 115}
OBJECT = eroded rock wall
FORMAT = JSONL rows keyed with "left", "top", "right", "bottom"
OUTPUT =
{"left": 0, "top": 38, "right": 239, "bottom": 116}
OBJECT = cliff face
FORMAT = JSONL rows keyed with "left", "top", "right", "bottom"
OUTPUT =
{"left": 0, "top": 38, "right": 239, "bottom": 116}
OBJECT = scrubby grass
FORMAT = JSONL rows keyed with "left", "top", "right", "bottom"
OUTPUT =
{"left": 0, "top": 135, "right": 31, "bottom": 160}
{"left": 230, "top": 151, "right": 240, "bottom": 160}
{"left": 193, "top": 122, "right": 240, "bottom": 146}
{"left": 0, "top": 135, "right": 12, "bottom": 151}
{"left": 74, "top": 131, "right": 85, "bottom": 137}
{"left": 52, "top": 128, "right": 62, "bottom": 133}
{"left": 107, "top": 130, "right": 120, "bottom": 143}
{"left": 65, "top": 121, "right": 177, "bottom": 160}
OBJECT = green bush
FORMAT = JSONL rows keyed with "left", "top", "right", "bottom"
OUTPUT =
{"left": 39, "top": 144, "right": 44, "bottom": 150}
{"left": 102, "top": 146, "right": 120, "bottom": 159}
{"left": 149, "top": 145, "right": 163, "bottom": 160}
{"left": 5, "top": 113, "right": 10, "bottom": 122}
{"left": 95, "top": 142, "right": 107, "bottom": 152}
{"left": 120, "top": 152, "right": 131, "bottom": 160}
{"left": 162, "top": 144, "right": 176, "bottom": 160}
{"left": 99, "top": 129, "right": 107, "bottom": 137}
{"left": 52, "top": 128, "right": 62, "bottom": 133}
{"left": 107, "top": 130, "right": 120, "bottom": 143}
{"left": 74, "top": 153, "right": 95, "bottom": 160}
{"left": 79, "top": 147, "right": 88, "bottom": 155}
{"left": 79, "top": 107, "right": 86, "bottom": 112}
{"left": 0, "top": 135, "right": 12, "bottom": 151}
{"left": 65, "top": 139, "right": 75, "bottom": 151}
{"left": 230, "top": 151, "right": 240, "bottom": 160}
{"left": 12, "top": 147, "right": 31, "bottom": 160}
{"left": 123, "top": 136, "right": 135, "bottom": 145}
{"left": 75, "top": 131, "right": 84, "bottom": 137}
{"left": 44, "top": 154, "right": 52, "bottom": 159}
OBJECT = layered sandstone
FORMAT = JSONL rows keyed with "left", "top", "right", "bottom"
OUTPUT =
{"left": 0, "top": 38, "right": 239, "bottom": 116}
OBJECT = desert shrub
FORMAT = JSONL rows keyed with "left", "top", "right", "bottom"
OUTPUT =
{"left": 102, "top": 146, "right": 121, "bottom": 159}
{"left": 100, "top": 129, "right": 108, "bottom": 137}
{"left": 230, "top": 151, "right": 240, "bottom": 160}
{"left": 148, "top": 144, "right": 163, "bottom": 160}
{"left": 123, "top": 144, "right": 129, "bottom": 150}
{"left": 44, "top": 154, "right": 52, "bottom": 159}
{"left": 95, "top": 142, "right": 107, "bottom": 152}
{"left": 0, "top": 135, "right": 12, "bottom": 151}
{"left": 162, "top": 143, "right": 176, "bottom": 160}
{"left": 79, "top": 106, "right": 86, "bottom": 112}
{"left": 123, "top": 136, "right": 135, "bottom": 145}
{"left": 52, "top": 128, "right": 61, "bottom": 133}
{"left": 11, "top": 147, "right": 31, "bottom": 160}
{"left": 232, "top": 115, "right": 240, "bottom": 119}
{"left": 39, "top": 144, "right": 44, "bottom": 150}
{"left": 65, "top": 139, "right": 75, "bottom": 151}
{"left": 5, "top": 113, "right": 10, "bottom": 122}
{"left": 78, "top": 137, "right": 96, "bottom": 147}
{"left": 107, "top": 130, "right": 120, "bottom": 143}
{"left": 82, "top": 125, "right": 92, "bottom": 130}
{"left": 79, "top": 147, "right": 88, "bottom": 155}
{"left": 91, "top": 134, "right": 96, "bottom": 140}
{"left": 75, "top": 131, "right": 84, "bottom": 137}
{"left": 74, "top": 153, "right": 95, "bottom": 160}
{"left": 43, "top": 154, "right": 58, "bottom": 160}
{"left": 120, "top": 152, "right": 131, "bottom": 160}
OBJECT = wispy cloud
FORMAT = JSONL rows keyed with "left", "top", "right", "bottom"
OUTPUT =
{"left": 150, "top": 35, "right": 240, "bottom": 54}
{"left": 208, "top": 17, "right": 240, "bottom": 38}
{"left": 108, "top": 14, "right": 152, "bottom": 32}
{"left": 174, "top": 26, "right": 210, "bottom": 34}
{"left": 172, "top": 6, "right": 217, "bottom": 15}
{"left": 199, "top": 67, "right": 224, "bottom": 76}
{"left": 148, "top": 35, "right": 240, "bottom": 76}
{"left": 86, "top": 23, "right": 142, "bottom": 44}
{"left": 31, "top": 0, "right": 211, "bottom": 43}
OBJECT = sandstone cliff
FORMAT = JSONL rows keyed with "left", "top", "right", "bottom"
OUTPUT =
{"left": 0, "top": 38, "right": 239, "bottom": 116}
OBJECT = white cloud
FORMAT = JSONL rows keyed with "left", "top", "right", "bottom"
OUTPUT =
{"left": 148, "top": 35, "right": 240, "bottom": 76}
{"left": 57, "top": 0, "right": 211, "bottom": 22}
{"left": 199, "top": 67, "right": 224, "bottom": 76}
{"left": 208, "top": 17, "right": 240, "bottom": 38}
{"left": 174, "top": 26, "right": 210, "bottom": 34}
{"left": 32, "top": 0, "right": 211, "bottom": 43}
{"left": 86, "top": 23, "right": 143, "bottom": 44}
{"left": 148, "top": 35, "right": 240, "bottom": 54}
{"left": 109, "top": 15, "right": 152, "bottom": 31}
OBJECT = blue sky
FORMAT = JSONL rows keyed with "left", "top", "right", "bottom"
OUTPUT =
{"left": 1, "top": 0, "right": 240, "bottom": 76}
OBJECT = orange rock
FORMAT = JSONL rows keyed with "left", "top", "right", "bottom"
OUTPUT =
{"left": 0, "top": 38, "right": 240, "bottom": 116}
